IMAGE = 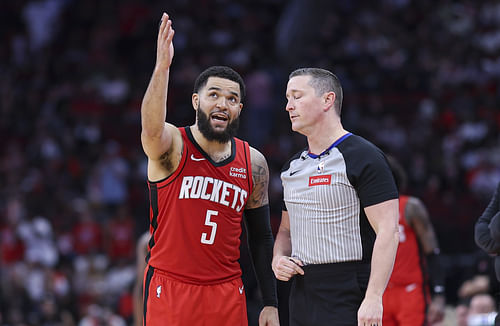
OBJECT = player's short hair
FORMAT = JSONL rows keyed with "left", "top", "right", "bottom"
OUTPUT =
{"left": 289, "top": 67, "right": 343, "bottom": 114}
{"left": 194, "top": 66, "right": 246, "bottom": 101}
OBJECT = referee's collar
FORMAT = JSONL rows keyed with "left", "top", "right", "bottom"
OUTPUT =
{"left": 306, "top": 133, "right": 352, "bottom": 159}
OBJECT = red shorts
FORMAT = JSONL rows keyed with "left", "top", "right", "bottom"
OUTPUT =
{"left": 143, "top": 266, "right": 248, "bottom": 326}
{"left": 382, "top": 282, "right": 427, "bottom": 326}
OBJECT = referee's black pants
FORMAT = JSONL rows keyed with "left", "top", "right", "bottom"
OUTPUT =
{"left": 289, "top": 261, "right": 370, "bottom": 326}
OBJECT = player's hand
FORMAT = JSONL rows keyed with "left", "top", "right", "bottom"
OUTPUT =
{"left": 156, "top": 12, "right": 175, "bottom": 71}
{"left": 357, "top": 294, "right": 382, "bottom": 326}
{"left": 272, "top": 255, "right": 304, "bottom": 281}
{"left": 258, "top": 306, "right": 279, "bottom": 326}
{"left": 427, "top": 295, "right": 445, "bottom": 324}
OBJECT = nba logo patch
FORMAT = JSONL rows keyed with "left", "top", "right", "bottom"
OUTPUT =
{"left": 317, "top": 161, "right": 325, "bottom": 174}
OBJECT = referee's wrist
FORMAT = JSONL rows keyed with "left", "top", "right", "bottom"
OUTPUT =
{"left": 263, "top": 301, "right": 278, "bottom": 308}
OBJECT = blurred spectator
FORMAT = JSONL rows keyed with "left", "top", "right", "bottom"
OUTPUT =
{"left": 456, "top": 301, "right": 469, "bottom": 326}
{"left": 18, "top": 215, "right": 59, "bottom": 268}
{"left": 475, "top": 181, "right": 500, "bottom": 281}
{"left": 104, "top": 204, "right": 135, "bottom": 263}
{"left": 71, "top": 199, "right": 103, "bottom": 256}
{"left": 467, "top": 293, "right": 497, "bottom": 326}
{"left": 86, "top": 140, "right": 129, "bottom": 215}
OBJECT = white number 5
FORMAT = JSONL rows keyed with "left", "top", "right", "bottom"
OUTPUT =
{"left": 201, "top": 210, "right": 218, "bottom": 245}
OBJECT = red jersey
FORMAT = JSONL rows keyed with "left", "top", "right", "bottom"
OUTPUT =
{"left": 146, "top": 127, "right": 253, "bottom": 284}
{"left": 388, "top": 195, "right": 424, "bottom": 286}
{"left": 0, "top": 225, "right": 24, "bottom": 264}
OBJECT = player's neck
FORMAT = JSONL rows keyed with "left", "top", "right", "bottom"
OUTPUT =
{"left": 190, "top": 125, "right": 232, "bottom": 162}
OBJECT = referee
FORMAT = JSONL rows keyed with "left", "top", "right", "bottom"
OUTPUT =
{"left": 272, "top": 68, "right": 399, "bottom": 326}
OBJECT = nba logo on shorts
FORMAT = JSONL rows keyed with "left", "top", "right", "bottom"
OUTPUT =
{"left": 156, "top": 285, "right": 162, "bottom": 298}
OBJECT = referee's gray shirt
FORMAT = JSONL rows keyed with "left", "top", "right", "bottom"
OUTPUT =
{"left": 281, "top": 133, "right": 398, "bottom": 265}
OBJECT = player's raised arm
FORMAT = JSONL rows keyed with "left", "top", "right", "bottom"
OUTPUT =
{"left": 141, "top": 13, "right": 176, "bottom": 161}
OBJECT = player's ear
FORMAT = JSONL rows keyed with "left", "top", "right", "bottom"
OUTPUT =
{"left": 192, "top": 93, "right": 199, "bottom": 110}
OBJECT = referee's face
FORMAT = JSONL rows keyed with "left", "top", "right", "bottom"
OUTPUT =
{"left": 285, "top": 75, "right": 325, "bottom": 135}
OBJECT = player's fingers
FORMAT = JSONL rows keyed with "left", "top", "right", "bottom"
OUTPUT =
{"left": 161, "top": 20, "right": 172, "bottom": 41}
{"left": 158, "top": 13, "right": 167, "bottom": 39}
{"left": 166, "top": 27, "right": 175, "bottom": 44}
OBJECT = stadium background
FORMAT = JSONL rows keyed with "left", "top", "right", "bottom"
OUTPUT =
{"left": 1, "top": 0, "right": 500, "bottom": 325}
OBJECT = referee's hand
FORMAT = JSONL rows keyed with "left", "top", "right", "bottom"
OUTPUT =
{"left": 272, "top": 255, "right": 304, "bottom": 281}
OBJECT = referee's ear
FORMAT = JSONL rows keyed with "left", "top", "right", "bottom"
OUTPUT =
{"left": 323, "top": 91, "right": 335, "bottom": 112}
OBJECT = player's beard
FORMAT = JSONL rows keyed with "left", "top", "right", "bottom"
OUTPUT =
{"left": 196, "top": 106, "right": 239, "bottom": 143}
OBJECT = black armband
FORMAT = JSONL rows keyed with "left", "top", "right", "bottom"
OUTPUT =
{"left": 426, "top": 250, "right": 446, "bottom": 296}
{"left": 244, "top": 205, "right": 278, "bottom": 307}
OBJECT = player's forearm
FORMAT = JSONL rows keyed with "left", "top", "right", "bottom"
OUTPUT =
{"left": 141, "top": 67, "right": 170, "bottom": 137}
{"left": 245, "top": 206, "right": 278, "bottom": 307}
{"left": 133, "top": 281, "right": 143, "bottom": 326}
{"left": 365, "top": 228, "right": 399, "bottom": 299}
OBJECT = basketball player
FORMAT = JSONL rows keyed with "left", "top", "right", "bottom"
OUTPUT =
{"left": 139, "top": 13, "right": 278, "bottom": 326}
{"left": 383, "top": 156, "right": 445, "bottom": 325}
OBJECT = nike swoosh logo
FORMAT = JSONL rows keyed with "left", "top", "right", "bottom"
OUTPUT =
{"left": 239, "top": 286, "right": 244, "bottom": 294}
{"left": 290, "top": 170, "right": 301, "bottom": 176}
{"left": 190, "top": 154, "right": 206, "bottom": 161}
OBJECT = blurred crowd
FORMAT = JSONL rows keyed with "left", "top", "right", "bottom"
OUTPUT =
{"left": 1, "top": 0, "right": 500, "bottom": 325}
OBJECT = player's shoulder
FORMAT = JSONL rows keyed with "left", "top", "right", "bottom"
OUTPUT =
{"left": 405, "top": 196, "right": 426, "bottom": 214}
{"left": 404, "top": 195, "right": 429, "bottom": 223}
{"left": 248, "top": 146, "right": 268, "bottom": 168}
{"left": 161, "top": 123, "right": 184, "bottom": 153}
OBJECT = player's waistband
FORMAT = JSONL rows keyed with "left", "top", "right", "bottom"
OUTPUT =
{"left": 147, "top": 264, "right": 241, "bottom": 285}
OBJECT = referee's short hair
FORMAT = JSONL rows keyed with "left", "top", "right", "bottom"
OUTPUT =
{"left": 289, "top": 67, "right": 343, "bottom": 115}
